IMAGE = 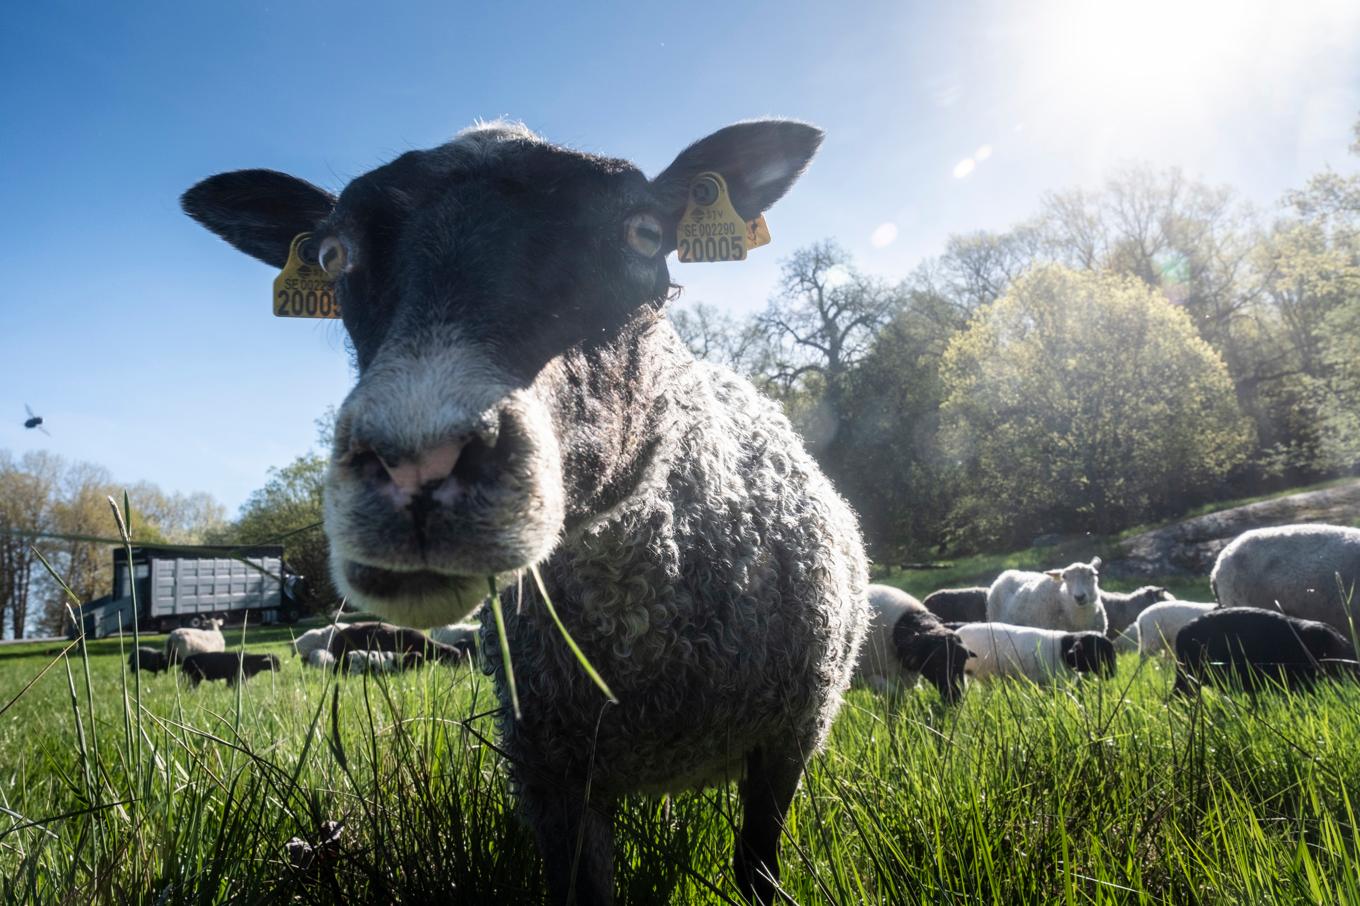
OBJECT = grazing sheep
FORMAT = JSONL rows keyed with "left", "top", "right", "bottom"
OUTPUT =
{"left": 954, "top": 623, "right": 1116, "bottom": 685}
{"left": 1173, "top": 607, "right": 1358, "bottom": 695}
{"left": 855, "top": 585, "right": 971, "bottom": 702}
{"left": 165, "top": 618, "right": 225, "bottom": 664}
{"left": 921, "top": 587, "right": 988, "bottom": 624}
{"left": 292, "top": 624, "right": 340, "bottom": 658}
{"left": 1135, "top": 600, "right": 1217, "bottom": 659}
{"left": 987, "top": 559, "right": 1107, "bottom": 634}
{"left": 183, "top": 117, "right": 866, "bottom": 905}
{"left": 128, "top": 646, "right": 168, "bottom": 675}
{"left": 1211, "top": 524, "right": 1360, "bottom": 636}
{"left": 326, "top": 621, "right": 463, "bottom": 665}
{"left": 181, "top": 651, "right": 280, "bottom": 686}
{"left": 344, "top": 649, "right": 422, "bottom": 674}
{"left": 427, "top": 622, "right": 482, "bottom": 665}
{"left": 304, "top": 649, "right": 337, "bottom": 670}
{"left": 1099, "top": 585, "right": 1172, "bottom": 639}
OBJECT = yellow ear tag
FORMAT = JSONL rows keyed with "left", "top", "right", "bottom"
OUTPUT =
{"left": 273, "top": 232, "right": 340, "bottom": 318}
{"left": 676, "top": 172, "right": 769, "bottom": 263}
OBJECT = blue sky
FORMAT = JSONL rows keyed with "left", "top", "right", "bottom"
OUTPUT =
{"left": 2, "top": 0, "right": 1358, "bottom": 515}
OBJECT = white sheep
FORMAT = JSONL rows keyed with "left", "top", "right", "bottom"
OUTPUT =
{"left": 986, "top": 558, "right": 1107, "bottom": 633}
{"left": 954, "top": 622, "right": 1116, "bottom": 684}
{"left": 1134, "top": 600, "right": 1216, "bottom": 659}
{"left": 427, "top": 621, "right": 481, "bottom": 663}
{"left": 292, "top": 624, "right": 341, "bottom": 658}
{"left": 304, "top": 649, "right": 337, "bottom": 670}
{"left": 1211, "top": 523, "right": 1360, "bottom": 635}
{"left": 165, "top": 618, "right": 225, "bottom": 664}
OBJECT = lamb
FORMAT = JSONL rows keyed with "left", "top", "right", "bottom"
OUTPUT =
{"left": 854, "top": 585, "right": 971, "bottom": 702}
{"left": 128, "top": 646, "right": 169, "bottom": 675}
{"left": 954, "top": 623, "right": 1116, "bottom": 684}
{"left": 304, "top": 648, "right": 337, "bottom": 670}
{"left": 165, "top": 618, "right": 225, "bottom": 664}
{"left": 183, "top": 117, "right": 866, "bottom": 905}
{"left": 1172, "top": 607, "right": 1358, "bottom": 695}
{"left": 180, "top": 651, "right": 280, "bottom": 687}
{"left": 1134, "top": 600, "right": 1216, "bottom": 659}
{"left": 1211, "top": 524, "right": 1360, "bottom": 636}
{"left": 427, "top": 621, "right": 482, "bottom": 665}
{"left": 986, "top": 558, "right": 1107, "bottom": 634}
{"left": 325, "top": 621, "right": 463, "bottom": 665}
{"left": 921, "top": 587, "right": 988, "bottom": 624}
{"left": 344, "top": 649, "right": 422, "bottom": 674}
{"left": 1098, "top": 585, "right": 1172, "bottom": 639}
{"left": 292, "top": 624, "right": 340, "bottom": 658}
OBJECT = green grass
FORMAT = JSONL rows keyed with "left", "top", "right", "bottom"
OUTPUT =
{"left": 2, "top": 618, "right": 1359, "bottom": 904}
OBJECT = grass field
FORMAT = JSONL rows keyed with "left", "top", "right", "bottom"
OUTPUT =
{"left": 2, "top": 599, "right": 1359, "bottom": 905}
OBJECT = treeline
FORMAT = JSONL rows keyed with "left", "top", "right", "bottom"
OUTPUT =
{"left": 673, "top": 119, "right": 1360, "bottom": 559}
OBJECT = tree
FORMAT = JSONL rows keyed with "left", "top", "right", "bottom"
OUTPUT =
{"left": 668, "top": 301, "right": 768, "bottom": 373}
{"left": 940, "top": 266, "right": 1252, "bottom": 547}
{"left": 0, "top": 451, "right": 61, "bottom": 639}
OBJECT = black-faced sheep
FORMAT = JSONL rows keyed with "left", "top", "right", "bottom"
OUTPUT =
{"left": 128, "top": 646, "right": 169, "bottom": 675}
{"left": 1098, "top": 585, "right": 1172, "bottom": 639}
{"left": 855, "top": 585, "right": 971, "bottom": 702}
{"left": 1211, "top": 524, "right": 1360, "bottom": 636}
{"left": 954, "top": 623, "right": 1116, "bottom": 684}
{"left": 166, "top": 618, "right": 225, "bottom": 664}
{"left": 183, "top": 118, "right": 866, "bottom": 905}
{"left": 181, "top": 651, "right": 280, "bottom": 686}
{"left": 921, "top": 587, "right": 988, "bottom": 624}
{"left": 987, "top": 559, "right": 1107, "bottom": 634}
{"left": 1172, "top": 606, "right": 1358, "bottom": 695}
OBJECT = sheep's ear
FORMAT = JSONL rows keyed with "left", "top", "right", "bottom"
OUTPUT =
{"left": 182, "top": 169, "right": 336, "bottom": 269}
{"left": 651, "top": 120, "right": 824, "bottom": 230}
{"left": 1045, "top": 570, "right": 1063, "bottom": 581}
{"left": 1091, "top": 557, "right": 1103, "bottom": 570}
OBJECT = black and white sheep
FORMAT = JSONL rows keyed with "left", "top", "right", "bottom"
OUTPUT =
{"left": 855, "top": 585, "right": 971, "bottom": 702}
{"left": 1211, "top": 524, "right": 1360, "bottom": 636}
{"left": 180, "top": 651, "right": 280, "bottom": 687}
{"left": 986, "top": 559, "right": 1107, "bottom": 633}
{"left": 166, "top": 618, "right": 225, "bottom": 664}
{"left": 128, "top": 646, "right": 169, "bottom": 675}
{"left": 325, "top": 621, "right": 462, "bottom": 666}
{"left": 183, "top": 118, "right": 866, "bottom": 905}
{"left": 921, "top": 587, "right": 989, "bottom": 624}
{"left": 1098, "top": 585, "right": 1172, "bottom": 639}
{"left": 1172, "top": 606, "right": 1358, "bottom": 694}
{"left": 953, "top": 623, "right": 1116, "bottom": 684}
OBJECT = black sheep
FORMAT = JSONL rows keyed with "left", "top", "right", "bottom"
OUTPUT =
{"left": 181, "top": 651, "right": 281, "bottom": 687}
{"left": 1173, "top": 607, "right": 1358, "bottom": 695}
{"left": 921, "top": 587, "right": 989, "bottom": 624}
{"left": 128, "top": 646, "right": 169, "bottom": 675}
{"left": 326, "top": 621, "right": 463, "bottom": 665}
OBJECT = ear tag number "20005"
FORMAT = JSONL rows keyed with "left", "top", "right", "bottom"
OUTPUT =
{"left": 274, "top": 233, "right": 340, "bottom": 318}
{"left": 676, "top": 172, "right": 771, "bottom": 263}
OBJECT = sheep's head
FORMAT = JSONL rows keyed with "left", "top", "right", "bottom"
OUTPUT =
{"left": 182, "top": 120, "right": 822, "bottom": 625}
{"left": 1061, "top": 631, "right": 1116, "bottom": 677}
{"left": 1045, "top": 557, "right": 1102, "bottom": 608}
{"left": 892, "top": 614, "right": 972, "bottom": 703}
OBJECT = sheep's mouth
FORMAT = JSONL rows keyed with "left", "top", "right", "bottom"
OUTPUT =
{"left": 344, "top": 562, "right": 472, "bottom": 599}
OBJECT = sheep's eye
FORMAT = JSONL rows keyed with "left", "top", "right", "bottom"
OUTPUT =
{"left": 624, "top": 212, "right": 664, "bottom": 258}
{"left": 318, "top": 236, "right": 350, "bottom": 276}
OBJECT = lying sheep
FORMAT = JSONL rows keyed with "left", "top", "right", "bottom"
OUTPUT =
{"left": 344, "top": 650, "right": 422, "bottom": 674}
{"left": 305, "top": 649, "right": 337, "bottom": 670}
{"left": 1211, "top": 524, "right": 1360, "bottom": 636}
{"left": 987, "top": 558, "right": 1107, "bottom": 633}
{"left": 1099, "top": 585, "right": 1172, "bottom": 639}
{"left": 181, "top": 118, "right": 867, "bottom": 904}
{"left": 292, "top": 624, "right": 340, "bottom": 658}
{"left": 1135, "top": 600, "right": 1216, "bottom": 659}
{"left": 128, "top": 646, "right": 168, "bottom": 675}
{"left": 1173, "top": 607, "right": 1358, "bottom": 695}
{"left": 427, "top": 622, "right": 482, "bottom": 665}
{"left": 855, "top": 585, "right": 971, "bottom": 702}
{"left": 181, "top": 651, "right": 280, "bottom": 687}
{"left": 326, "top": 622, "right": 462, "bottom": 666}
{"left": 166, "top": 618, "right": 225, "bottom": 664}
{"left": 954, "top": 623, "right": 1116, "bottom": 685}
{"left": 921, "top": 587, "right": 988, "bottom": 624}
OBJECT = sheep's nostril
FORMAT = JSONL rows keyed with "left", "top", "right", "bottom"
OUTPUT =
{"left": 347, "top": 439, "right": 469, "bottom": 506}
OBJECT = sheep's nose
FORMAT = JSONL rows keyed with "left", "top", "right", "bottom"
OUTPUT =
{"left": 1074, "top": 593, "right": 1088, "bottom": 605}
{"left": 347, "top": 438, "right": 469, "bottom": 508}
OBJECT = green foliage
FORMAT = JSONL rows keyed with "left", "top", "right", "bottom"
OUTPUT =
{"left": 940, "top": 266, "right": 1253, "bottom": 546}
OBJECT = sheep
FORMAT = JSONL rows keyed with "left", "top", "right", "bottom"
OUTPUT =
{"left": 854, "top": 585, "right": 971, "bottom": 702}
{"left": 165, "top": 618, "right": 225, "bottom": 664}
{"left": 1134, "top": 600, "right": 1216, "bottom": 659}
{"left": 304, "top": 649, "right": 337, "bottom": 670}
{"left": 292, "top": 624, "right": 340, "bottom": 658}
{"left": 1098, "top": 585, "right": 1172, "bottom": 639}
{"left": 180, "top": 651, "right": 280, "bottom": 687}
{"left": 427, "top": 621, "right": 482, "bottom": 665}
{"left": 344, "top": 649, "right": 422, "bottom": 674}
{"left": 921, "top": 587, "right": 988, "bottom": 624}
{"left": 986, "top": 558, "right": 1107, "bottom": 634}
{"left": 1172, "top": 607, "right": 1358, "bottom": 695}
{"left": 183, "top": 117, "right": 865, "bottom": 905}
{"left": 1211, "top": 524, "right": 1360, "bottom": 637}
{"left": 954, "top": 623, "right": 1116, "bottom": 684}
{"left": 326, "top": 621, "right": 463, "bottom": 666}
{"left": 128, "top": 646, "right": 168, "bottom": 675}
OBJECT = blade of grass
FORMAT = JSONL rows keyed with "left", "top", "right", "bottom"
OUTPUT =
{"left": 528, "top": 564, "right": 617, "bottom": 703}
{"left": 487, "top": 577, "right": 521, "bottom": 720}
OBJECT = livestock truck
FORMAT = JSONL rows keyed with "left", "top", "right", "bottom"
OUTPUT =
{"left": 73, "top": 545, "right": 305, "bottom": 638}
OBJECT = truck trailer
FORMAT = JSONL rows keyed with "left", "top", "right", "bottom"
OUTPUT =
{"left": 74, "top": 545, "right": 304, "bottom": 638}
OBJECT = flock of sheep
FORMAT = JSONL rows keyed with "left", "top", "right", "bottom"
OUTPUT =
{"left": 859, "top": 523, "right": 1360, "bottom": 701}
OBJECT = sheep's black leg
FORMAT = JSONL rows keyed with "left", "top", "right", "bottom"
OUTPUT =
{"left": 735, "top": 746, "right": 804, "bottom": 904}
{"left": 522, "top": 784, "right": 614, "bottom": 906}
